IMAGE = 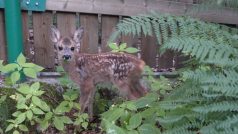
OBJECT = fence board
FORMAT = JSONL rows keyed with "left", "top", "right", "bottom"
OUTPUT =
{"left": 141, "top": 35, "right": 158, "bottom": 68}
{"left": 32, "top": 12, "right": 55, "bottom": 69}
{"left": 22, "top": 12, "right": 33, "bottom": 62}
{"left": 0, "top": 10, "right": 6, "bottom": 62}
{"left": 46, "top": 0, "right": 238, "bottom": 24}
{"left": 57, "top": 12, "right": 76, "bottom": 37}
{"left": 101, "top": 15, "right": 119, "bottom": 52}
{"left": 80, "top": 14, "right": 99, "bottom": 53}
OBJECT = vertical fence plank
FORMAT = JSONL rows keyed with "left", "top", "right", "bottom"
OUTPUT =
{"left": 57, "top": 12, "right": 76, "bottom": 37}
{"left": 22, "top": 12, "right": 33, "bottom": 61}
{"left": 101, "top": 15, "right": 119, "bottom": 52}
{"left": 32, "top": 12, "right": 55, "bottom": 69}
{"left": 80, "top": 14, "right": 99, "bottom": 53}
{"left": 0, "top": 10, "right": 6, "bottom": 61}
{"left": 141, "top": 35, "right": 158, "bottom": 68}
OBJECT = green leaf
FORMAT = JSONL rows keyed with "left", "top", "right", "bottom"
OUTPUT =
{"left": 128, "top": 130, "right": 139, "bottom": 134}
{"left": 30, "top": 82, "right": 40, "bottom": 90}
{"left": 32, "top": 107, "right": 44, "bottom": 115}
{"left": 13, "top": 130, "right": 20, "bottom": 134}
{"left": 32, "top": 96, "right": 42, "bottom": 107}
{"left": 124, "top": 47, "right": 139, "bottom": 53}
{"left": 10, "top": 71, "right": 20, "bottom": 84}
{"left": 61, "top": 116, "right": 73, "bottom": 124}
{"left": 5, "top": 124, "right": 14, "bottom": 132}
{"left": 17, "top": 53, "right": 26, "bottom": 65}
{"left": 103, "top": 119, "right": 126, "bottom": 134}
{"left": 135, "top": 93, "right": 158, "bottom": 109}
{"left": 16, "top": 113, "right": 26, "bottom": 124}
{"left": 138, "top": 124, "right": 160, "bottom": 134}
{"left": 26, "top": 110, "right": 33, "bottom": 120}
{"left": 23, "top": 68, "right": 37, "bottom": 78}
{"left": 2, "top": 63, "right": 18, "bottom": 73}
{"left": 119, "top": 43, "right": 127, "bottom": 50}
{"left": 17, "top": 84, "right": 31, "bottom": 95}
{"left": 112, "top": 49, "right": 119, "bottom": 53}
{"left": 102, "top": 108, "right": 124, "bottom": 122}
{"left": 82, "top": 122, "right": 88, "bottom": 129}
{"left": 109, "top": 43, "right": 119, "bottom": 50}
{"left": 12, "top": 111, "right": 22, "bottom": 117}
{"left": 53, "top": 117, "right": 65, "bottom": 131}
{"left": 21, "top": 63, "right": 35, "bottom": 68}
{"left": 33, "top": 65, "right": 44, "bottom": 72}
{"left": 45, "top": 112, "right": 53, "bottom": 120}
{"left": 39, "top": 120, "right": 49, "bottom": 131}
{"left": 19, "top": 124, "right": 28, "bottom": 132}
{"left": 127, "top": 113, "right": 142, "bottom": 130}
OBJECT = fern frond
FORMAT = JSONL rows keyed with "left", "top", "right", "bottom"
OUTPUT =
{"left": 193, "top": 101, "right": 238, "bottom": 113}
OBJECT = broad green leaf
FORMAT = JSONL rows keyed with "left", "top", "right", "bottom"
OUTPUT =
{"left": 39, "top": 120, "right": 49, "bottom": 131}
{"left": 112, "top": 49, "right": 119, "bottom": 53}
{"left": 126, "top": 102, "right": 137, "bottom": 111}
{"left": 33, "top": 65, "right": 44, "bottom": 72}
{"left": 17, "top": 84, "right": 31, "bottom": 95}
{"left": 45, "top": 112, "right": 53, "bottom": 120}
{"left": 63, "top": 95, "right": 70, "bottom": 100}
{"left": 134, "top": 93, "right": 158, "bottom": 109}
{"left": 32, "top": 96, "right": 42, "bottom": 107}
{"left": 16, "top": 103, "right": 28, "bottom": 109}
{"left": 2, "top": 63, "right": 18, "bottom": 73}
{"left": 26, "top": 110, "right": 33, "bottom": 120}
{"left": 5, "top": 124, "right": 14, "bottom": 132}
{"left": 124, "top": 47, "right": 139, "bottom": 53}
{"left": 22, "top": 63, "right": 35, "bottom": 68}
{"left": 13, "top": 130, "right": 20, "bottom": 134}
{"left": 138, "top": 124, "right": 160, "bottom": 134}
{"left": 103, "top": 119, "right": 126, "bottom": 134}
{"left": 23, "top": 68, "right": 37, "bottom": 78}
{"left": 102, "top": 108, "right": 124, "bottom": 122}
{"left": 109, "top": 43, "right": 119, "bottom": 50}
{"left": 61, "top": 116, "right": 73, "bottom": 124}
{"left": 127, "top": 113, "right": 142, "bottom": 130}
{"left": 19, "top": 124, "right": 28, "bottom": 132}
{"left": 128, "top": 130, "right": 139, "bottom": 134}
{"left": 17, "top": 53, "right": 26, "bottom": 65}
{"left": 31, "top": 82, "right": 40, "bottom": 90}
{"left": 53, "top": 117, "right": 64, "bottom": 131}
{"left": 32, "top": 107, "right": 44, "bottom": 115}
{"left": 82, "top": 122, "right": 88, "bottom": 129}
{"left": 10, "top": 71, "right": 20, "bottom": 84}
{"left": 12, "top": 111, "right": 22, "bottom": 117}
{"left": 16, "top": 113, "right": 26, "bottom": 124}
{"left": 33, "top": 90, "right": 45, "bottom": 96}
{"left": 119, "top": 43, "right": 127, "bottom": 50}
{"left": 38, "top": 101, "right": 50, "bottom": 112}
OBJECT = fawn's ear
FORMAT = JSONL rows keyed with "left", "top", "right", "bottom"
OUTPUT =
{"left": 73, "top": 26, "right": 84, "bottom": 43}
{"left": 50, "top": 25, "right": 61, "bottom": 43}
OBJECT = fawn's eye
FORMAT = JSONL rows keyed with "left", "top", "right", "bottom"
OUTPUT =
{"left": 71, "top": 47, "right": 75, "bottom": 51}
{"left": 58, "top": 46, "right": 63, "bottom": 51}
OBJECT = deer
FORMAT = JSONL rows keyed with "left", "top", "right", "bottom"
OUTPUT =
{"left": 50, "top": 26, "right": 148, "bottom": 119}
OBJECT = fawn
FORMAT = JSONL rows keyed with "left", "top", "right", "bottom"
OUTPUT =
{"left": 50, "top": 26, "right": 148, "bottom": 118}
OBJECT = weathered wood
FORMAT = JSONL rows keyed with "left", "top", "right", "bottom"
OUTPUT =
{"left": 46, "top": 0, "right": 238, "bottom": 24}
{"left": 0, "top": 10, "right": 6, "bottom": 61}
{"left": 22, "top": 12, "right": 33, "bottom": 62}
{"left": 101, "top": 15, "right": 119, "bottom": 52}
{"left": 32, "top": 12, "right": 55, "bottom": 69}
{"left": 80, "top": 14, "right": 99, "bottom": 53}
{"left": 141, "top": 35, "right": 158, "bottom": 68}
{"left": 57, "top": 12, "right": 76, "bottom": 37}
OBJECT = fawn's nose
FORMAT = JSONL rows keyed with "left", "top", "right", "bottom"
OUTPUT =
{"left": 63, "top": 55, "right": 71, "bottom": 60}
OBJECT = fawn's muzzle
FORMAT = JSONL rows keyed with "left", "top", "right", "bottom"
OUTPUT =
{"left": 63, "top": 55, "right": 71, "bottom": 60}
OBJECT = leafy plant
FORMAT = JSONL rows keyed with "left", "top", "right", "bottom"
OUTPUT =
{"left": 109, "top": 42, "right": 139, "bottom": 53}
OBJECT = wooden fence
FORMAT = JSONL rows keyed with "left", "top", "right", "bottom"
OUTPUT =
{"left": 0, "top": 0, "right": 237, "bottom": 71}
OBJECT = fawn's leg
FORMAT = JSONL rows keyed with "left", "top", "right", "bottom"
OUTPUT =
{"left": 114, "top": 80, "right": 138, "bottom": 100}
{"left": 79, "top": 79, "right": 95, "bottom": 119}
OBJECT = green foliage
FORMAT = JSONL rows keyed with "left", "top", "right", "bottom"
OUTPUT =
{"left": 109, "top": 42, "right": 139, "bottom": 53}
